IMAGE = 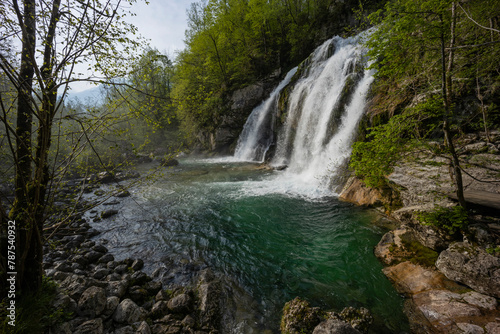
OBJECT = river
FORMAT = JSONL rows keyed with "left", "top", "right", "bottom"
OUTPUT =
{"left": 86, "top": 159, "right": 409, "bottom": 333}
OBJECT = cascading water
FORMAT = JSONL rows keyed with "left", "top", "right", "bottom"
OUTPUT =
{"left": 234, "top": 33, "right": 374, "bottom": 196}
{"left": 233, "top": 67, "right": 298, "bottom": 162}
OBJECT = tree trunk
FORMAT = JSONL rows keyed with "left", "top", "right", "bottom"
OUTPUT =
{"left": 440, "top": 9, "right": 466, "bottom": 209}
{"left": 8, "top": 0, "right": 40, "bottom": 292}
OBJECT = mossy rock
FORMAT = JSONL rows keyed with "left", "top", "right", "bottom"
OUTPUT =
{"left": 281, "top": 297, "right": 325, "bottom": 334}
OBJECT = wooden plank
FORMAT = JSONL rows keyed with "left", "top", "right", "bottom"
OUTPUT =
{"left": 448, "top": 190, "right": 500, "bottom": 211}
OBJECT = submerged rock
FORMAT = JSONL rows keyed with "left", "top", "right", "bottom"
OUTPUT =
{"left": 101, "top": 209, "right": 118, "bottom": 219}
{"left": 160, "top": 157, "right": 179, "bottom": 167}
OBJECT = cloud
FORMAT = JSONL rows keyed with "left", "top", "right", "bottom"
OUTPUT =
{"left": 127, "top": 0, "right": 191, "bottom": 55}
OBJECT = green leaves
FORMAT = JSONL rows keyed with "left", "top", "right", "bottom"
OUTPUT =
{"left": 417, "top": 205, "right": 469, "bottom": 236}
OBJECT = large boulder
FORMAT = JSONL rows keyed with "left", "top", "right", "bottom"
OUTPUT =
{"left": 338, "top": 177, "right": 384, "bottom": 207}
{"left": 106, "top": 280, "right": 129, "bottom": 298}
{"left": 409, "top": 289, "right": 499, "bottom": 334}
{"left": 113, "top": 299, "right": 147, "bottom": 324}
{"left": 436, "top": 242, "right": 500, "bottom": 298}
{"left": 197, "top": 269, "right": 223, "bottom": 329}
{"left": 382, "top": 262, "right": 455, "bottom": 296}
{"left": 78, "top": 286, "right": 106, "bottom": 317}
{"left": 280, "top": 297, "right": 324, "bottom": 334}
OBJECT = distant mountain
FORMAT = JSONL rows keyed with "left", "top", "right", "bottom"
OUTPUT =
{"left": 64, "top": 86, "right": 104, "bottom": 104}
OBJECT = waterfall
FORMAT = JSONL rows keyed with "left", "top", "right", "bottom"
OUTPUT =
{"left": 234, "top": 33, "right": 374, "bottom": 196}
{"left": 234, "top": 67, "right": 298, "bottom": 162}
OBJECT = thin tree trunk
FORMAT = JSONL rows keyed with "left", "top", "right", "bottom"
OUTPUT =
{"left": 440, "top": 10, "right": 466, "bottom": 209}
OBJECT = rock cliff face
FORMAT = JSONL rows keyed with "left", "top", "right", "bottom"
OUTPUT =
{"left": 201, "top": 80, "right": 278, "bottom": 153}
{"left": 340, "top": 130, "right": 500, "bottom": 333}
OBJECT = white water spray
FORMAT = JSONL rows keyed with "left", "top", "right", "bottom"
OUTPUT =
{"left": 234, "top": 67, "right": 298, "bottom": 162}
{"left": 233, "top": 33, "right": 374, "bottom": 197}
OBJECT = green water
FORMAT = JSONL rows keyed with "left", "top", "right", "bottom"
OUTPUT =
{"left": 94, "top": 160, "right": 409, "bottom": 333}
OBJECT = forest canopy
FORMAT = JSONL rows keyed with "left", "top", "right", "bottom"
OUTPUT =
{"left": 172, "top": 0, "right": 383, "bottom": 144}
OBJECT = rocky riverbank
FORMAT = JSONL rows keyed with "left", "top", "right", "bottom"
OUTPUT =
{"left": 43, "top": 168, "right": 232, "bottom": 334}
{"left": 339, "top": 131, "right": 500, "bottom": 334}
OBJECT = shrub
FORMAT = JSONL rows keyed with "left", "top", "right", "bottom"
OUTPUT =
{"left": 417, "top": 206, "right": 469, "bottom": 237}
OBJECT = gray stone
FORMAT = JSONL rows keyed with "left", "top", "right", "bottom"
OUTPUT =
{"left": 462, "top": 291, "right": 497, "bottom": 310}
{"left": 128, "top": 285, "right": 149, "bottom": 304}
{"left": 181, "top": 315, "right": 196, "bottom": 328}
{"left": 114, "top": 325, "right": 134, "bottom": 334}
{"left": 131, "top": 259, "right": 144, "bottom": 271}
{"left": 72, "top": 255, "right": 88, "bottom": 266}
{"left": 54, "top": 262, "right": 72, "bottom": 272}
{"left": 155, "top": 289, "right": 169, "bottom": 302}
{"left": 150, "top": 301, "right": 169, "bottom": 319}
{"left": 73, "top": 318, "right": 103, "bottom": 334}
{"left": 160, "top": 158, "right": 179, "bottom": 167}
{"left": 107, "top": 260, "right": 118, "bottom": 269}
{"left": 143, "top": 280, "right": 162, "bottom": 295}
{"left": 52, "top": 322, "right": 72, "bottom": 334}
{"left": 92, "top": 244, "right": 108, "bottom": 253}
{"left": 115, "top": 264, "right": 129, "bottom": 274}
{"left": 101, "top": 209, "right": 118, "bottom": 219}
{"left": 107, "top": 273, "right": 122, "bottom": 281}
{"left": 102, "top": 296, "right": 120, "bottom": 319}
{"left": 436, "top": 242, "right": 500, "bottom": 298}
{"left": 53, "top": 271, "right": 70, "bottom": 281}
{"left": 486, "top": 322, "right": 500, "bottom": 333}
{"left": 106, "top": 281, "right": 129, "bottom": 298}
{"left": 98, "top": 253, "right": 114, "bottom": 264}
{"left": 131, "top": 271, "right": 150, "bottom": 286}
{"left": 231, "top": 83, "right": 264, "bottom": 111}
{"left": 93, "top": 268, "right": 111, "bottom": 280}
{"left": 115, "top": 190, "right": 131, "bottom": 198}
{"left": 313, "top": 319, "right": 362, "bottom": 334}
{"left": 464, "top": 142, "right": 488, "bottom": 153}
{"left": 167, "top": 293, "right": 192, "bottom": 313}
{"left": 85, "top": 251, "right": 102, "bottom": 263}
{"left": 136, "top": 321, "right": 152, "bottom": 334}
{"left": 53, "top": 293, "right": 79, "bottom": 314}
{"left": 97, "top": 171, "right": 115, "bottom": 183}
{"left": 456, "top": 323, "right": 485, "bottom": 334}
{"left": 113, "top": 298, "right": 147, "bottom": 324}
{"left": 61, "top": 275, "right": 87, "bottom": 300}
{"left": 78, "top": 286, "right": 107, "bottom": 317}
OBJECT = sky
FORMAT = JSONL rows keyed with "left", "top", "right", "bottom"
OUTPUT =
{"left": 72, "top": 0, "right": 192, "bottom": 93}
{"left": 127, "top": 0, "right": 191, "bottom": 55}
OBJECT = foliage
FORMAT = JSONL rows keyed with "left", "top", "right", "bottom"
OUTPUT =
{"left": 486, "top": 246, "right": 500, "bottom": 256}
{"left": 365, "top": 0, "right": 500, "bottom": 123}
{"left": 349, "top": 99, "right": 443, "bottom": 188}
{"left": 350, "top": 0, "right": 500, "bottom": 205}
{"left": 99, "top": 48, "right": 181, "bottom": 154}
{"left": 0, "top": 0, "right": 147, "bottom": 293}
{"left": 173, "top": 0, "right": 386, "bottom": 143}
{"left": 0, "top": 277, "right": 71, "bottom": 333}
{"left": 417, "top": 206, "right": 469, "bottom": 236}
